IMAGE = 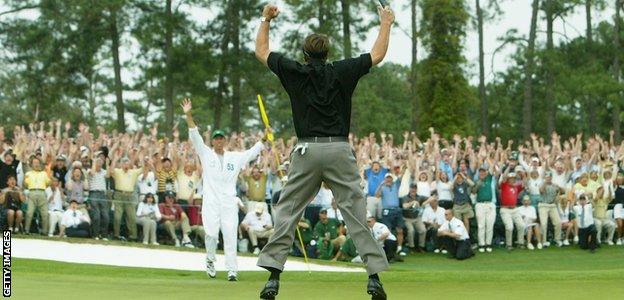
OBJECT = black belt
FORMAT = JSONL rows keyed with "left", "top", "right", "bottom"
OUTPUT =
{"left": 297, "top": 136, "right": 348, "bottom": 143}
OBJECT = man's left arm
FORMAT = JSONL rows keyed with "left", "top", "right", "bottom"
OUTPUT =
{"left": 255, "top": 5, "right": 280, "bottom": 67}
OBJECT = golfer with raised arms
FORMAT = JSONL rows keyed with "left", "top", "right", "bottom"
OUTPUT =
{"left": 254, "top": 3, "right": 395, "bottom": 300}
{"left": 181, "top": 98, "right": 267, "bottom": 282}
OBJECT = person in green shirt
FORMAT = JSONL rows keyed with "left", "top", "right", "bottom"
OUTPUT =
{"left": 473, "top": 166, "right": 497, "bottom": 253}
{"left": 313, "top": 209, "right": 346, "bottom": 259}
{"left": 332, "top": 235, "right": 359, "bottom": 262}
{"left": 292, "top": 217, "right": 316, "bottom": 258}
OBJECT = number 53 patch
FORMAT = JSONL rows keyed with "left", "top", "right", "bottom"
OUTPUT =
{"left": 226, "top": 163, "right": 235, "bottom": 171}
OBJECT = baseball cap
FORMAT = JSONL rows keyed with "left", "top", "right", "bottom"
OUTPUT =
{"left": 320, "top": 208, "right": 328, "bottom": 214}
{"left": 384, "top": 173, "right": 393, "bottom": 178}
{"left": 531, "top": 157, "right": 540, "bottom": 163}
{"left": 544, "top": 171, "right": 553, "bottom": 177}
{"left": 510, "top": 151, "right": 519, "bottom": 160}
{"left": 514, "top": 166, "right": 525, "bottom": 173}
{"left": 164, "top": 190, "right": 176, "bottom": 198}
{"left": 507, "top": 172, "right": 517, "bottom": 178}
{"left": 212, "top": 130, "right": 226, "bottom": 139}
{"left": 56, "top": 155, "right": 67, "bottom": 161}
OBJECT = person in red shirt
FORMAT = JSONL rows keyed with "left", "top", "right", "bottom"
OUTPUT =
{"left": 187, "top": 194, "right": 205, "bottom": 246}
{"left": 499, "top": 172, "right": 525, "bottom": 250}
{"left": 159, "top": 191, "right": 195, "bottom": 248}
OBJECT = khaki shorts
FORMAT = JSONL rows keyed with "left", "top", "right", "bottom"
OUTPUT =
{"left": 453, "top": 203, "right": 475, "bottom": 219}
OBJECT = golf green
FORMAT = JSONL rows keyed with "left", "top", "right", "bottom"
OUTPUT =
{"left": 11, "top": 246, "right": 624, "bottom": 300}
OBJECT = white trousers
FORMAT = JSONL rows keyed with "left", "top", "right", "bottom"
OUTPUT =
{"left": 500, "top": 207, "right": 525, "bottom": 246}
{"left": 48, "top": 210, "right": 64, "bottom": 235}
{"left": 366, "top": 196, "right": 382, "bottom": 219}
{"left": 475, "top": 203, "right": 496, "bottom": 246}
{"left": 203, "top": 198, "right": 239, "bottom": 273}
{"left": 595, "top": 218, "right": 616, "bottom": 243}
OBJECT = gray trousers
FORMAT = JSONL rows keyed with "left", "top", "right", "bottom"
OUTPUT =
{"left": 257, "top": 142, "right": 389, "bottom": 275}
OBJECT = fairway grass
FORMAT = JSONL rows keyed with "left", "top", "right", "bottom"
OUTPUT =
{"left": 11, "top": 246, "right": 624, "bottom": 300}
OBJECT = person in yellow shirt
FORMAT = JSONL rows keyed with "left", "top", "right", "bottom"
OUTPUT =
{"left": 245, "top": 165, "right": 268, "bottom": 213}
{"left": 23, "top": 157, "right": 51, "bottom": 234}
{"left": 570, "top": 173, "right": 600, "bottom": 201}
{"left": 592, "top": 186, "right": 616, "bottom": 245}
{"left": 107, "top": 155, "right": 143, "bottom": 241}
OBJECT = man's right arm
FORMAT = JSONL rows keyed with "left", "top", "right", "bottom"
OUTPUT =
{"left": 370, "top": 6, "right": 394, "bottom": 66}
{"left": 181, "top": 98, "right": 211, "bottom": 156}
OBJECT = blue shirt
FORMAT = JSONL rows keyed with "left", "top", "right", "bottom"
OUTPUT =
{"left": 380, "top": 180, "right": 400, "bottom": 208}
{"left": 365, "top": 167, "right": 388, "bottom": 196}
{"left": 439, "top": 161, "right": 453, "bottom": 181}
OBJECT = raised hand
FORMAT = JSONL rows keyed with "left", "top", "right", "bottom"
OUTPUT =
{"left": 181, "top": 98, "right": 192, "bottom": 114}
{"left": 262, "top": 4, "right": 280, "bottom": 21}
{"left": 377, "top": 4, "right": 395, "bottom": 25}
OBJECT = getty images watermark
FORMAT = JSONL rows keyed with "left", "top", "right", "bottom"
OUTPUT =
{"left": 2, "top": 230, "right": 10, "bottom": 297}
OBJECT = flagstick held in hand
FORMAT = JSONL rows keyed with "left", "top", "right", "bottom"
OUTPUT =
{"left": 257, "top": 94, "right": 311, "bottom": 274}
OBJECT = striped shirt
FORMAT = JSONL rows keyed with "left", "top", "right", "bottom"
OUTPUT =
{"left": 156, "top": 169, "right": 177, "bottom": 193}
{"left": 89, "top": 169, "right": 107, "bottom": 191}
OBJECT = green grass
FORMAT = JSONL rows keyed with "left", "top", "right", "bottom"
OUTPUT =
{"left": 11, "top": 246, "right": 624, "bottom": 300}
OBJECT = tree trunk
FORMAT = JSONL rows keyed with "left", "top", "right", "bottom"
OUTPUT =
{"left": 523, "top": 0, "right": 539, "bottom": 139}
{"left": 545, "top": 0, "right": 556, "bottom": 135}
{"left": 230, "top": 0, "right": 241, "bottom": 132}
{"left": 476, "top": 0, "right": 487, "bottom": 137}
{"left": 410, "top": 0, "right": 419, "bottom": 132}
{"left": 341, "top": 0, "right": 352, "bottom": 59}
{"left": 214, "top": 6, "right": 231, "bottom": 129}
{"left": 614, "top": 0, "right": 622, "bottom": 142}
{"left": 318, "top": 0, "right": 325, "bottom": 31}
{"left": 109, "top": 7, "right": 125, "bottom": 132}
{"left": 164, "top": 0, "right": 174, "bottom": 136}
{"left": 584, "top": 0, "right": 598, "bottom": 134}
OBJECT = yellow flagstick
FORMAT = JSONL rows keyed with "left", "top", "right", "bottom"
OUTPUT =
{"left": 257, "top": 94, "right": 311, "bottom": 274}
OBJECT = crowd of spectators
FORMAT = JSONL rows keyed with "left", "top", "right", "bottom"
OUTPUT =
{"left": 1, "top": 122, "right": 623, "bottom": 262}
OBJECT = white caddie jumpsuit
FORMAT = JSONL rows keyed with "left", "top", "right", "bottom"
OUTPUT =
{"left": 189, "top": 127, "right": 264, "bottom": 273}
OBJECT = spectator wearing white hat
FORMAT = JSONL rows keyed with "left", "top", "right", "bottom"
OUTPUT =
{"left": 375, "top": 172, "right": 404, "bottom": 254}
{"left": 364, "top": 161, "right": 389, "bottom": 219}
{"left": 241, "top": 203, "right": 274, "bottom": 255}
{"left": 438, "top": 209, "right": 474, "bottom": 260}
{"left": 550, "top": 160, "right": 571, "bottom": 192}
{"left": 107, "top": 155, "right": 143, "bottom": 241}
{"left": 519, "top": 154, "right": 544, "bottom": 178}
{"left": 538, "top": 171, "right": 563, "bottom": 247}
{"left": 518, "top": 195, "right": 542, "bottom": 250}
{"left": 421, "top": 193, "right": 446, "bottom": 253}
{"left": 499, "top": 170, "right": 525, "bottom": 250}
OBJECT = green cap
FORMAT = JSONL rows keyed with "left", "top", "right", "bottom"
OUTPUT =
{"left": 211, "top": 129, "right": 226, "bottom": 139}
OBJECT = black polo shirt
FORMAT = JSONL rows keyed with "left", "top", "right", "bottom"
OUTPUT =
{"left": 0, "top": 160, "right": 19, "bottom": 189}
{"left": 267, "top": 52, "right": 372, "bottom": 138}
